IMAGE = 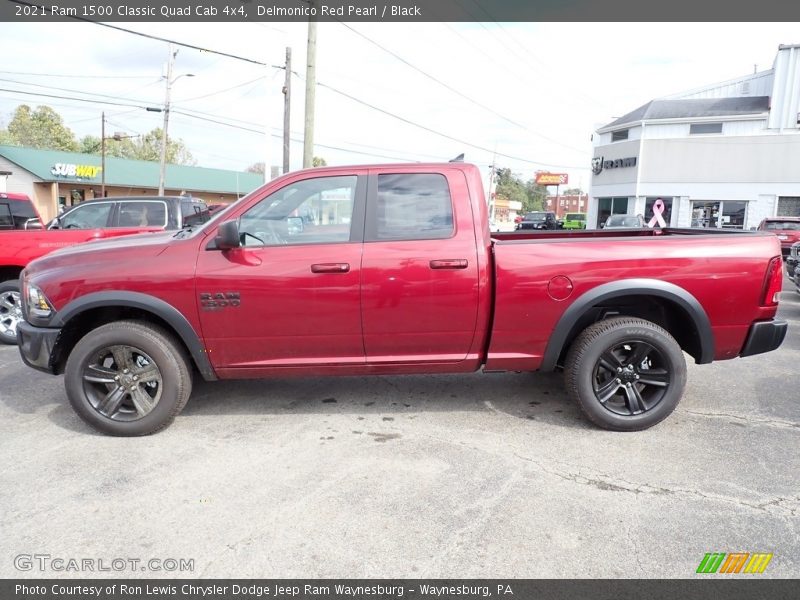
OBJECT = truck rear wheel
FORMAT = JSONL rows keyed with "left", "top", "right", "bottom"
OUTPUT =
{"left": 564, "top": 317, "right": 686, "bottom": 431}
{"left": 0, "top": 280, "right": 23, "bottom": 345}
{"left": 64, "top": 321, "right": 192, "bottom": 436}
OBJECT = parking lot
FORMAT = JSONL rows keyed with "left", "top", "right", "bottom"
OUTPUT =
{"left": 1, "top": 279, "right": 798, "bottom": 579}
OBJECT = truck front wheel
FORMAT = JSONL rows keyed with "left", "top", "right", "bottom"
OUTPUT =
{"left": 64, "top": 321, "right": 192, "bottom": 436}
{"left": 0, "top": 280, "right": 23, "bottom": 345}
{"left": 564, "top": 317, "right": 686, "bottom": 431}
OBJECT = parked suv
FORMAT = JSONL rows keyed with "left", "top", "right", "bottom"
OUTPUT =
{"left": 48, "top": 195, "right": 210, "bottom": 230}
{"left": 562, "top": 212, "right": 587, "bottom": 230}
{"left": 516, "top": 211, "right": 558, "bottom": 230}
{"left": 757, "top": 217, "right": 800, "bottom": 258}
{"left": 602, "top": 214, "right": 647, "bottom": 229}
{"left": 0, "top": 192, "right": 43, "bottom": 230}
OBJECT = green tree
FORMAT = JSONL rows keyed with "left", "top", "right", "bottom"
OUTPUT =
{"left": 524, "top": 179, "right": 548, "bottom": 211}
{"left": 312, "top": 156, "right": 327, "bottom": 167}
{"left": 494, "top": 168, "right": 548, "bottom": 212}
{"left": 4, "top": 105, "right": 78, "bottom": 151}
{"left": 79, "top": 129, "right": 195, "bottom": 165}
{"left": 131, "top": 128, "right": 195, "bottom": 165}
{"left": 0, "top": 104, "right": 195, "bottom": 165}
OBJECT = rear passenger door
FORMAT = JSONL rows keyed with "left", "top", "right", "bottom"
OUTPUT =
{"left": 360, "top": 169, "right": 480, "bottom": 364}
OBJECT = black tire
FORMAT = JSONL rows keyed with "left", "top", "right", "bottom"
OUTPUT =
{"left": 64, "top": 320, "right": 192, "bottom": 436}
{"left": 564, "top": 317, "right": 687, "bottom": 431}
{"left": 0, "top": 280, "right": 23, "bottom": 345}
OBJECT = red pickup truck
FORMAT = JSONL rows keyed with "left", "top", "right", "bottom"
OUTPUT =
{"left": 17, "top": 163, "right": 787, "bottom": 435}
{"left": 0, "top": 195, "right": 210, "bottom": 344}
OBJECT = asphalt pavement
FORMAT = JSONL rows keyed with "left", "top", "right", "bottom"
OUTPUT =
{"left": 1, "top": 279, "right": 798, "bottom": 579}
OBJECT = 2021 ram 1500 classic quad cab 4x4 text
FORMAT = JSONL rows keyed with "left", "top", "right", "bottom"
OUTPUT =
{"left": 17, "top": 163, "right": 787, "bottom": 435}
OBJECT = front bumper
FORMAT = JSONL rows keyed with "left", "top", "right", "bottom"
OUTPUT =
{"left": 17, "top": 320, "right": 61, "bottom": 374}
{"left": 740, "top": 319, "right": 788, "bottom": 357}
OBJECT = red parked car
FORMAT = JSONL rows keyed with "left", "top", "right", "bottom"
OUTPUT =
{"left": 0, "top": 192, "right": 43, "bottom": 230}
{"left": 17, "top": 163, "right": 786, "bottom": 435}
{"left": 0, "top": 196, "right": 209, "bottom": 345}
{"left": 757, "top": 216, "right": 800, "bottom": 257}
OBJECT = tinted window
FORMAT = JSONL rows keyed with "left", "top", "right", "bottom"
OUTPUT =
{"left": 59, "top": 202, "right": 114, "bottom": 229}
{"left": 181, "top": 200, "right": 210, "bottom": 227}
{"left": 612, "top": 129, "right": 629, "bottom": 141}
{"left": 763, "top": 221, "right": 800, "bottom": 231}
{"left": 1, "top": 198, "right": 40, "bottom": 228}
{"left": 0, "top": 204, "right": 12, "bottom": 229}
{"left": 371, "top": 174, "right": 453, "bottom": 241}
{"left": 239, "top": 175, "right": 357, "bottom": 246}
{"left": 565, "top": 213, "right": 585, "bottom": 221}
{"left": 690, "top": 123, "right": 723, "bottom": 134}
{"left": 117, "top": 201, "right": 167, "bottom": 227}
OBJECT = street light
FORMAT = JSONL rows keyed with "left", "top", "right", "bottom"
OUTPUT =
{"left": 100, "top": 111, "right": 139, "bottom": 197}
{"left": 157, "top": 43, "right": 194, "bottom": 195}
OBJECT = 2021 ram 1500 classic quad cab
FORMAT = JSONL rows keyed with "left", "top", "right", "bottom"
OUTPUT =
{"left": 17, "top": 163, "right": 787, "bottom": 435}
{"left": 0, "top": 195, "right": 210, "bottom": 345}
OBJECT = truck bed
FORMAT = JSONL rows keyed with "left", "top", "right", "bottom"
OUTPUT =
{"left": 485, "top": 228, "right": 782, "bottom": 372}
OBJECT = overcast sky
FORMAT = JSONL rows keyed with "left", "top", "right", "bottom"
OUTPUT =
{"left": 1, "top": 21, "right": 798, "bottom": 189}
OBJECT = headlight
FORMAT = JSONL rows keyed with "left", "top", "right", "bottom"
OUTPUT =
{"left": 26, "top": 283, "right": 53, "bottom": 319}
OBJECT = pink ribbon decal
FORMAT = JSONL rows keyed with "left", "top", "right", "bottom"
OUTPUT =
{"left": 648, "top": 198, "right": 667, "bottom": 228}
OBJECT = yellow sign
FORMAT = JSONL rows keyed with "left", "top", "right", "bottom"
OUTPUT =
{"left": 535, "top": 173, "right": 568, "bottom": 185}
{"left": 50, "top": 163, "right": 102, "bottom": 179}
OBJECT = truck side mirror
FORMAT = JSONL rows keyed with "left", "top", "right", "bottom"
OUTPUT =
{"left": 215, "top": 219, "right": 241, "bottom": 250}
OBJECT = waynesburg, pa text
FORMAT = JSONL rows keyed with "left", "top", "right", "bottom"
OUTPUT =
{"left": 16, "top": 583, "right": 513, "bottom": 598}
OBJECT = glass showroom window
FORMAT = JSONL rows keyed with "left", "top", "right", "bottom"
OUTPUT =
{"left": 690, "top": 201, "right": 747, "bottom": 229}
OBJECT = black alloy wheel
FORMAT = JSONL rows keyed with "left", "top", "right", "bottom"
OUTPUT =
{"left": 564, "top": 317, "right": 687, "bottom": 431}
{"left": 65, "top": 321, "right": 192, "bottom": 436}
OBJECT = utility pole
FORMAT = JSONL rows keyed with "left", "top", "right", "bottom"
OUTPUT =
{"left": 303, "top": 12, "right": 317, "bottom": 168}
{"left": 282, "top": 47, "right": 292, "bottom": 174}
{"left": 158, "top": 44, "right": 176, "bottom": 196}
{"left": 100, "top": 112, "right": 106, "bottom": 198}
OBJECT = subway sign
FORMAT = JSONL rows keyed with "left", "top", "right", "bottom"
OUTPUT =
{"left": 50, "top": 163, "right": 102, "bottom": 179}
{"left": 591, "top": 156, "right": 637, "bottom": 175}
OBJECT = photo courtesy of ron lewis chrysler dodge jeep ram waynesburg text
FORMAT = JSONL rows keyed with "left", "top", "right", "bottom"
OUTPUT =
{"left": 17, "top": 162, "right": 788, "bottom": 436}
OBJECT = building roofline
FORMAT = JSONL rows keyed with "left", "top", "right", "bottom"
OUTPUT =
{"left": 596, "top": 111, "right": 769, "bottom": 134}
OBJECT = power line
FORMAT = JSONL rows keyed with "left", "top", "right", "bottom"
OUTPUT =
{"left": 8, "top": 0, "right": 279, "bottom": 68}
{"left": 0, "top": 70, "right": 153, "bottom": 79}
{"left": 0, "top": 88, "right": 149, "bottom": 109}
{"left": 0, "top": 77, "right": 159, "bottom": 106}
{"left": 338, "top": 22, "right": 590, "bottom": 156}
{"left": 173, "top": 76, "right": 266, "bottom": 103}
{"left": 339, "top": 22, "right": 528, "bottom": 131}
{"left": 168, "top": 110, "right": 425, "bottom": 162}
{"left": 307, "top": 76, "right": 585, "bottom": 170}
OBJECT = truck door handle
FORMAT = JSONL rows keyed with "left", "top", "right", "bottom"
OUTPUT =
{"left": 311, "top": 263, "right": 350, "bottom": 273}
{"left": 429, "top": 259, "right": 468, "bottom": 270}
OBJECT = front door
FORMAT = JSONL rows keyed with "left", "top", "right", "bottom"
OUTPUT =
{"left": 196, "top": 173, "right": 367, "bottom": 371}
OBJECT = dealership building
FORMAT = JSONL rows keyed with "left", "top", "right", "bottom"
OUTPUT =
{"left": 588, "top": 43, "right": 800, "bottom": 229}
{"left": 0, "top": 145, "right": 265, "bottom": 222}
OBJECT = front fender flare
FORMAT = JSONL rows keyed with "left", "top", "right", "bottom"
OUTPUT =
{"left": 51, "top": 291, "right": 217, "bottom": 381}
{"left": 540, "top": 279, "right": 714, "bottom": 371}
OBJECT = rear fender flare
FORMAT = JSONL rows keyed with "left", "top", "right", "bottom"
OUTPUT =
{"left": 540, "top": 279, "right": 714, "bottom": 371}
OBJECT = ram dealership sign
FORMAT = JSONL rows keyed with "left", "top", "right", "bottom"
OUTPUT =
{"left": 591, "top": 156, "right": 637, "bottom": 175}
